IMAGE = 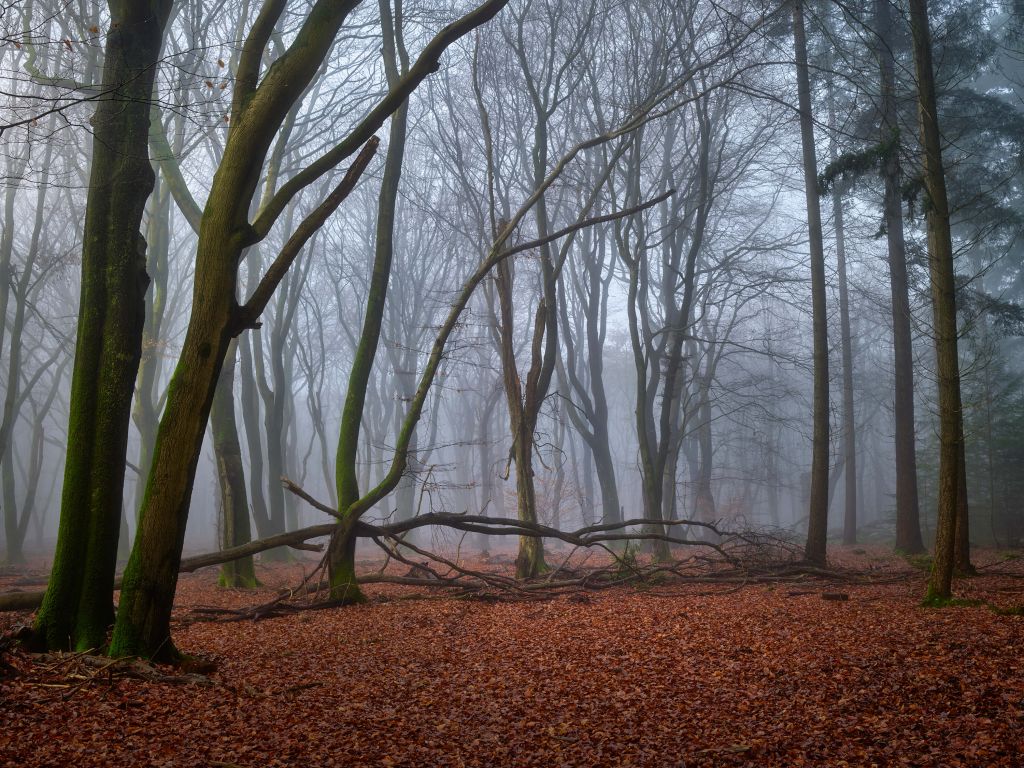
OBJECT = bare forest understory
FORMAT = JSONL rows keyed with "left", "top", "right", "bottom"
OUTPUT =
{"left": 2, "top": 546, "right": 1023, "bottom": 767}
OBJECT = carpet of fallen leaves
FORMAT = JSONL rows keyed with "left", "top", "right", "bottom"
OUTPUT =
{"left": 1, "top": 545, "right": 1023, "bottom": 767}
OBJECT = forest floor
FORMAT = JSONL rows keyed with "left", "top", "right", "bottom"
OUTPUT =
{"left": 1, "top": 544, "right": 1022, "bottom": 767}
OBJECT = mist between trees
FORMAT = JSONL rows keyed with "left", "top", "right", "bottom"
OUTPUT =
{"left": 0, "top": 0, "right": 1022, "bottom": 658}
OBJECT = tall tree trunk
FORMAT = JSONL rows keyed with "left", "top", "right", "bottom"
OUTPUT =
{"left": 33, "top": 0, "right": 172, "bottom": 652}
{"left": 874, "top": 0, "right": 925, "bottom": 554}
{"left": 833, "top": 181, "right": 857, "bottom": 545}
{"left": 694, "top": 389, "right": 717, "bottom": 529}
{"left": 908, "top": 0, "right": 966, "bottom": 601}
{"left": 132, "top": 174, "right": 172, "bottom": 517}
{"left": 113, "top": 20, "right": 375, "bottom": 655}
{"left": 954, "top": 430, "right": 972, "bottom": 572}
{"left": 793, "top": 0, "right": 831, "bottom": 565}
{"left": 211, "top": 340, "right": 257, "bottom": 588}
{"left": 393, "top": 355, "right": 419, "bottom": 531}
{"left": 494, "top": 257, "right": 549, "bottom": 578}
{"left": 238, "top": 328, "right": 272, "bottom": 538}
{"left": 328, "top": 46, "right": 410, "bottom": 600}
{"left": 1, "top": 134, "right": 51, "bottom": 563}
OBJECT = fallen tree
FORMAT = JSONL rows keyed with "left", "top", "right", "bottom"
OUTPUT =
{"left": 1, "top": 479, "right": 834, "bottom": 615}
{"left": 1, "top": 487, "right": 741, "bottom": 613}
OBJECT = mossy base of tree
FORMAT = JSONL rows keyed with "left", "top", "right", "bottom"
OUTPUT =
{"left": 328, "top": 566, "right": 368, "bottom": 604}
{"left": 515, "top": 537, "right": 548, "bottom": 579}
{"left": 327, "top": 524, "right": 367, "bottom": 604}
{"left": 33, "top": 585, "right": 115, "bottom": 653}
{"left": 108, "top": 627, "right": 181, "bottom": 663}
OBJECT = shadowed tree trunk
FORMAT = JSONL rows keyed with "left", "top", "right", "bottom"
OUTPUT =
{"left": 211, "top": 339, "right": 257, "bottom": 588}
{"left": 908, "top": 0, "right": 967, "bottom": 601}
{"left": 873, "top": 0, "right": 925, "bottom": 555}
{"left": 1, "top": 124, "right": 54, "bottom": 564}
{"left": 831, "top": 159, "right": 857, "bottom": 546}
{"left": 32, "top": 0, "right": 173, "bottom": 652}
{"left": 792, "top": 0, "right": 830, "bottom": 565}
{"left": 132, "top": 173, "right": 172, "bottom": 519}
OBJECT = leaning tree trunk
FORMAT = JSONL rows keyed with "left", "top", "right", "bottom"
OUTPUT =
{"left": 908, "top": 0, "right": 966, "bottom": 601}
{"left": 793, "top": 0, "right": 831, "bottom": 565}
{"left": 110, "top": 0, "right": 509, "bottom": 658}
{"left": 211, "top": 339, "right": 257, "bottom": 588}
{"left": 32, "top": 0, "right": 172, "bottom": 652}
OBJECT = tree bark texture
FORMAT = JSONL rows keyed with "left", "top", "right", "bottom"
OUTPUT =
{"left": 33, "top": 0, "right": 172, "bottom": 652}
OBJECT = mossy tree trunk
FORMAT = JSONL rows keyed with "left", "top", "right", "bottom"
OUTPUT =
{"left": 329, "top": 0, "right": 410, "bottom": 599}
{"left": 908, "top": 0, "right": 966, "bottom": 601}
{"left": 326, "top": 0, "right": 512, "bottom": 594}
{"left": 111, "top": 0, "right": 381, "bottom": 659}
{"left": 211, "top": 339, "right": 257, "bottom": 588}
{"left": 32, "top": 0, "right": 173, "bottom": 652}
{"left": 792, "top": 0, "right": 831, "bottom": 566}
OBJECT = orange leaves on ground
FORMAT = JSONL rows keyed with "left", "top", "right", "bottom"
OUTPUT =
{"left": 1, "top": 549, "right": 1023, "bottom": 766}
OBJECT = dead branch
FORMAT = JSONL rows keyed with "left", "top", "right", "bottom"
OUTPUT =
{"left": 21, "top": 652, "right": 213, "bottom": 698}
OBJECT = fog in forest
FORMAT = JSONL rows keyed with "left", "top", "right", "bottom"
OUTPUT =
{"left": 1, "top": 0, "right": 1022, "bottom": 628}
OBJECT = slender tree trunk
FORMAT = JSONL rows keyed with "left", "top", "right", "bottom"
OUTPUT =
{"left": 834, "top": 185, "right": 857, "bottom": 545}
{"left": 393, "top": 359, "right": 419, "bottom": 530}
{"left": 239, "top": 329, "right": 272, "bottom": 538}
{"left": 512, "top": 416, "right": 546, "bottom": 577}
{"left": 954, "top": 430, "right": 973, "bottom": 572}
{"left": 908, "top": 0, "right": 966, "bottom": 601}
{"left": 132, "top": 174, "right": 171, "bottom": 516}
{"left": 1, "top": 136, "right": 50, "bottom": 563}
{"left": 328, "top": 88, "right": 410, "bottom": 600}
{"left": 211, "top": 340, "right": 257, "bottom": 588}
{"left": 793, "top": 0, "right": 831, "bottom": 565}
{"left": 694, "top": 390, "right": 717, "bottom": 529}
{"left": 33, "top": 0, "right": 172, "bottom": 652}
{"left": 494, "top": 258, "right": 549, "bottom": 578}
{"left": 874, "top": 0, "right": 925, "bottom": 554}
